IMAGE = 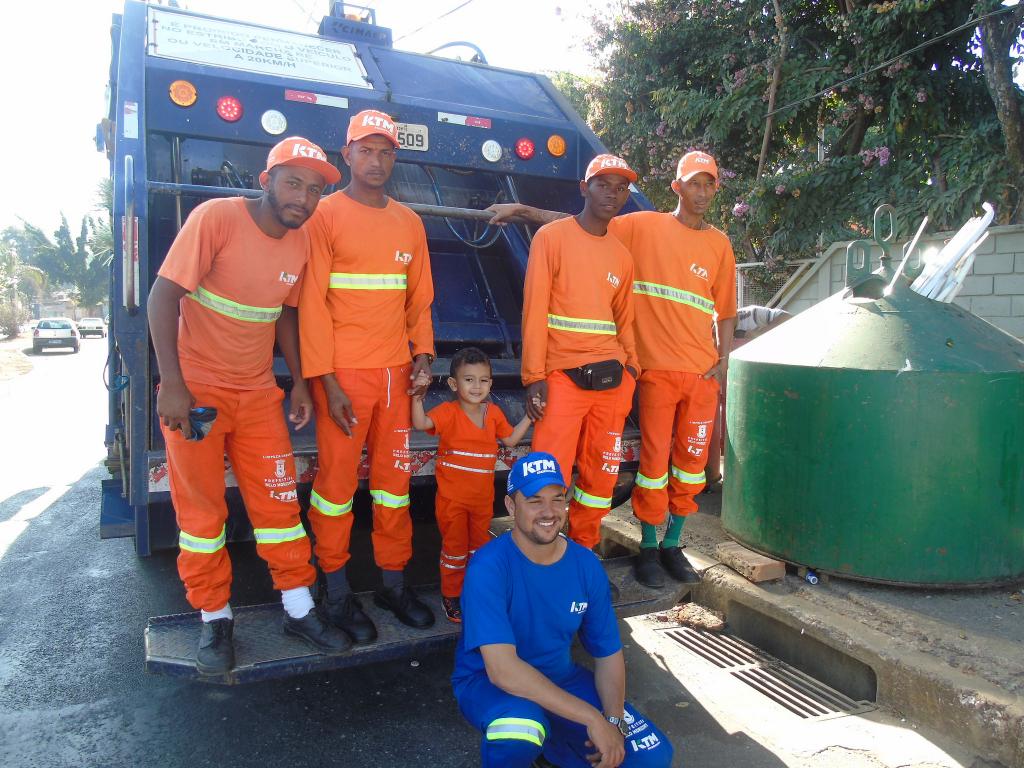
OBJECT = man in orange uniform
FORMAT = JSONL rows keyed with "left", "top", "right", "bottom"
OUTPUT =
{"left": 299, "top": 110, "right": 435, "bottom": 640}
{"left": 148, "top": 137, "right": 351, "bottom": 674}
{"left": 489, "top": 151, "right": 737, "bottom": 588}
{"left": 521, "top": 154, "right": 640, "bottom": 551}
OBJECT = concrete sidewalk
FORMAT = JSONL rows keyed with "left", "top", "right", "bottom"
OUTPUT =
{"left": 601, "top": 492, "right": 1024, "bottom": 767}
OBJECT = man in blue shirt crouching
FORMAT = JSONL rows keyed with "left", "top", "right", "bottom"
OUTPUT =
{"left": 452, "top": 452, "right": 674, "bottom": 768}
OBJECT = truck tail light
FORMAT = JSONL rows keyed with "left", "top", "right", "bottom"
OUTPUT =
{"left": 515, "top": 138, "right": 535, "bottom": 160}
{"left": 216, "top": 96, "right": 243, "bottom": 122}
{"left": 169, "top": 80, "right": 197, "bottom": 107}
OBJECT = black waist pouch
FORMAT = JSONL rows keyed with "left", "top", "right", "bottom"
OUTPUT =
{"left": 563, "top": 360, "right": 623, "bottom": 391}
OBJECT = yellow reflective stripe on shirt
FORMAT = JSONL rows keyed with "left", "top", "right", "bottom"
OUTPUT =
{"left": 187, "top": 286, "right": 282, "bottom": 323}
{"left": 636, "top": 471, "right": 669, "bottom": 490}
{"left": 486, "top": 717, "right": 547, "bottom": 747}
{"left": 329, "top": 273, "right": 408, "bottom": 290}
{"left": 572, "top": 486, "right": 612, "bottom": 509}
{"left": 633, "top": 281, "right": 715, "bottom": 315}
{"left": 253, "top": 523, "right": 307, "bottom": 544}
{"left": 310, "top": 490, "right": 353, "bottom": 517}
{"left": 179, "top": 525, "right": 226, "bottom": 554}
{"left": 671, "top": 465, "right": 706, "bottom": 485}
{"left": 371, "top": 489, "right": 410, "bottom": 509}
{"left": 546, "top": 313, "right": 617, "bottom": 335}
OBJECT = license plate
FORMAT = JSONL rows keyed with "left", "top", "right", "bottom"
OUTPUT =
{"left": 396, "top": 123, "right": 428, "bottom": 152}
{"left": 48, "top": 339, "right": 63, "bottom": 344}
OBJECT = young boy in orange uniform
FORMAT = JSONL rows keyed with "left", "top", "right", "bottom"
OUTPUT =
{"left": 411, "top": 347, "right": 531, "bottom": 622}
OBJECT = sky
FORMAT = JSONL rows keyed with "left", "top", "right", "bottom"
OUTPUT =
{"left": 0, "top": 0, "right": 598, "bottom": 235}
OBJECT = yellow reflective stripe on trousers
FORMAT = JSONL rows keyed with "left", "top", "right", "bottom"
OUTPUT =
{"left": 253, "top": 522, "right": 307, "bottom": 544}
{"left": 310, "top": 490, "right": 353, "bottom": 517}
{"left": 572, "top": 486, "right": 612, "bottom": 509}
{"left": 636, "top": 471, "right": 669, "bottom": 490}
{"left": 187, "top": 286, "right": 282, "bottom": 323}
{"left": 329, "top": 272, "right": 407, "bottom": 290}
{"left": 486, "top": 717, "right": 547, "bottom": 747}
{"left": 371, "top": 489, "right": 410, "bottom": 509}
{"left": 671, "top": 465, "right": 706, "bottom": 485}
{"left": 633, "top": 281, "right": 715, "bottom": 315}
{"left": 179, "top": 525, "right": 226, "bottom": 554}
{"left": 546, "top": 313, "right": 617, "bottom": 335}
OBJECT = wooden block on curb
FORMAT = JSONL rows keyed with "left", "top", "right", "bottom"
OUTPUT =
{"left": 715, "top": 541, "right": 785, "bottom": 583}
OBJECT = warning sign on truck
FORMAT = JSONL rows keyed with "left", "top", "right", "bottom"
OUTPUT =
{"left": 147, "top": 8, "right": 372, "bottom": 89}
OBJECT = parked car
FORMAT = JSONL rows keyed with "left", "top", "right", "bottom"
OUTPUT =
{"left": 32, "top": 318, "right": 80, "bottom": 354}
{"left": 78, "top": 317, "right": 107, "bottom": 338}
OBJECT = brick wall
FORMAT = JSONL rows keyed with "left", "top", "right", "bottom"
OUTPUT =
{"left": 777, "top": 224, "right": 1024, "bottom": 340}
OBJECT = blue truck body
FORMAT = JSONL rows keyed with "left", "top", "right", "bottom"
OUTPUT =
{"left": 99, "top": 1, "right": 652, "bottom": 556}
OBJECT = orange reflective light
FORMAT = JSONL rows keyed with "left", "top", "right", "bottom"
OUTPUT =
{"left": 169, "top": 80, "right": 198, "bottom": 108}
{"left": 547, "top": 134, "right": 567, "bottom": 157}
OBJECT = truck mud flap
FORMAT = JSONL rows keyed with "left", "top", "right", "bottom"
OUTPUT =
{"left": 143, "top": 556, "right": 689, "bottom": 685}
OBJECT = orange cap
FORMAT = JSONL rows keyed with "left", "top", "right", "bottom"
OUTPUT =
{"left": 584, "top": 154, "right": 638, "bottom": 183}
{"left": 346, "top": 109, "right": 400, "bottom": 147}
{"left": 676, "top": 151, "right": 718, "bottom": 182}
{"left": 263, "top": 136, "right": 341, "bottom": 185}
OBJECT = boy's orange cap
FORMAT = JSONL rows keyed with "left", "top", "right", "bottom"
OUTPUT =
{"left": 263, "top": 136, "right": 341, "bottom": 185}
{"left": 347, "top": 109, "right": 401, "bottom": 147}
{"left": 584, "top": 153, "right": 638, "bottom": 183}
{"left": 676, "top": 151, "right": 718, "bottom": 182}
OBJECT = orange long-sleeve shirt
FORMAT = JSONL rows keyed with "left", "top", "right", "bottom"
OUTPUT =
{"left": 521, "top": 217, "right": 638, "bottom": 386}
{"left": 299, "top": 193, "right": 434, "bottom": 376}
{"left": 608, "top": 212, "right": 736, "bottom": 374}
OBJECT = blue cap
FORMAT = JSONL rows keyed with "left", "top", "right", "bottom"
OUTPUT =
{"left": 506, "top": 452, "right": 566, "bottom": 498}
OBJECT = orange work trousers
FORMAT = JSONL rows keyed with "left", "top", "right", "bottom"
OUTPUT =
{"left": 436, "top": 488, "right": 494, "bottom": 598}
{"left": 532, "top": 370, "right": 636, "bottom": 549}
{"left": 162, "top": 383, "right": 315, "bottom": 612}
{"left": 309, "top": 365, "right": 413, "bottom": 574}
{"left": 631, "top": 370, "right": 720, "bottom": 525}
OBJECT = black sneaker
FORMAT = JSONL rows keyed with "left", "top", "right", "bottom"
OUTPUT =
{"left": 283, "top": 609, "right": 353, "bottom": 654}
{"left": 634, "top": 546, "right": 666, "bottom": 588}
{"left": 660, "top": 545, "right": 701, "bottom": 583}
{"left": 196, "top": 618, "right": 235, "bottom": 675}
{"left": 441, "top": 596, "right": 462, "bottom": 624}
{"left": 324, "top": 593, "right": 378, "bottom": 644}
{"left": 374, "top": 585, "right": 435, "bottom": 629}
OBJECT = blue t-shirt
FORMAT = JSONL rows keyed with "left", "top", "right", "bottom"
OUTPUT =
{"left": 452, "top": 532, "right": 622, "bottom": 693}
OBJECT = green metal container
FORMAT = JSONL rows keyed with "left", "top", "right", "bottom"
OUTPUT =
{"left": 722, "top": 249, "right": 1024, "bottom": 586}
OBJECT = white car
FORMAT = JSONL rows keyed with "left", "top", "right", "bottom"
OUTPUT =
{"left": 32, "top": 317, "right": 80, "bottom": 354}
{"left": 78, "top": 317, "right": 107, "bottom": 338}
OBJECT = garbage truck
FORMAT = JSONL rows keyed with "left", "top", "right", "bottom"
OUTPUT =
{"left": 98, "top": 1, "right": 677, "bottom": 682}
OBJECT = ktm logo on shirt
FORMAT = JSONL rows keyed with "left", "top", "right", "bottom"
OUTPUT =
{"left": 395, "top": 251, "right": 412, "bottom": 264}
{"left": 291, "top": 143, "right": 327, "bottom": 162}
{"left": 569, "top": 601, "right": 588, "bottom": 614}
{"left": 607, "top": 272, "right": 620, "bottom": 288}
{"left": 690, "top": 264, "right": 709, "bottom": 281}
{"left": 279, "top": 271, "right": 299, "bottom": 285}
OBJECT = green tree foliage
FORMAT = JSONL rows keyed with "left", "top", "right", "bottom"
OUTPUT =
{"left": 576, "top": 0, "right": 1024, "bottom": 263}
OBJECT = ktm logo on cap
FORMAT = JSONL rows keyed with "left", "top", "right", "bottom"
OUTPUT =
{"left": 361, "top": 113, "right": 396, "bottom": 134}
{"left": 291, "top": 143, "right": 327, "bottom": 161}
{"left": 600, "top": 157, "right": 629, "bottom": 170}
{"left": 522, "top": 459, "right": 557, "bottom": 476}
{"left": 692, "top": 154, "right": 712, "bottom": 164}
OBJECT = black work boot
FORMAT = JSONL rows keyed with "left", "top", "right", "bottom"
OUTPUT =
{"left": 634, "top": 546, "right": 666, "bottom": 588}
{"left": 374, "top": 584, "right": 435, "bottom": 629}
{"left": 196, "top": 618, "right": 235, "bottom": 675}
{"left": 323, "top": 593, "right": 378, "bottom": 644}
{"left": 283, "top": 609, "right": 353, "bottom": 654}
{"left": 660, "top": 545, "right": 701, "bottom": 583}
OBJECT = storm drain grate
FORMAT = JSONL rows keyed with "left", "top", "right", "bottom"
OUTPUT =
{"left": 662, "top": 627, "right": 875, "bottom": 720}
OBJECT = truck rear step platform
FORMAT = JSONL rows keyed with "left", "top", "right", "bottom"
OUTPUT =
{"left": 144, "top": 556, "right": 688, "bottom": 685}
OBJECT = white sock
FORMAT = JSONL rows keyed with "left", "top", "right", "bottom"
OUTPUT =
{"left": 201, "top": 603, "right": 233, "bottom": 622}
{"left": 281, "top": 587, "right": 314, "bottom": 619}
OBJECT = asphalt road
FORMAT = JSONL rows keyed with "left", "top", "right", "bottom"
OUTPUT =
{"left": 0, "top": 337, "right": 977, "bottom": 768}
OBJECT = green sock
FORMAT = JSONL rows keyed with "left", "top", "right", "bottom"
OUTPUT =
{"left": 640, "top": 522, "right": 660, "bottom": 549}
{"left": 661, "top": 514, "right": 686, "bottom": 549}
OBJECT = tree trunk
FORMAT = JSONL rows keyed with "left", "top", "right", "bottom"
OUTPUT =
{"left": 756, "top": 0, "right": 786, "bottom": 180}
{"left": 979, "top": 2, "right": 1024, "bottom": 223}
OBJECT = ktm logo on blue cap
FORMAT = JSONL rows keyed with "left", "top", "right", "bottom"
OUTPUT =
{"left": 521, "top": 458, "right": 557, "bottom": 476}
